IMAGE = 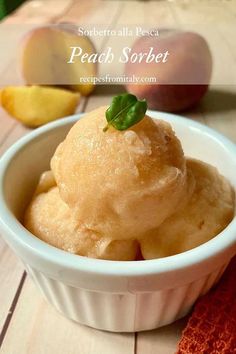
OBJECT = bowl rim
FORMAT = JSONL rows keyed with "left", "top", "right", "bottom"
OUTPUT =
{"left": 0, "top": 110, "right": 236, "bottom": 277}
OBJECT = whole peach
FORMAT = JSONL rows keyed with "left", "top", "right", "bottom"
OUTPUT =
{"left": 124, "top": 30, "right": 212, "bottom": 112}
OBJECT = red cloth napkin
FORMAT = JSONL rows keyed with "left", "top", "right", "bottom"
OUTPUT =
{"left": 177, "top": 256, "right": 236, "bottom": 354}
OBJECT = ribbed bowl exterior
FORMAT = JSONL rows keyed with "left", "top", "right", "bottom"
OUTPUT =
{"left": 25, "top": 263, "right": 228, "bottom": 332}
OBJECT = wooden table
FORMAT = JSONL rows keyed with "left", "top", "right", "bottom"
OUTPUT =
{"left": 0, "top": 1, "right": 235, "bottom": 353}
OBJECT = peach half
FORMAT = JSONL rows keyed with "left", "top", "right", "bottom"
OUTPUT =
{"left": 20, "top": 24, "right": 97, "bottom": 96}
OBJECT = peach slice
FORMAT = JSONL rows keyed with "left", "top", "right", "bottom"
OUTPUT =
{"left": 1, "top": 86, "right": 80, "bottom": 127}
{"left": 20, "top": 25, "right": 97, "bottom": 96}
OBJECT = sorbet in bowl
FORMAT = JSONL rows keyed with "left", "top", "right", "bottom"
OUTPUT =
{"left": 0, "top": 105, "right": 235, "bottom": 332}
{"left": 24, "top": 105, "right": 234, "bottom": 262}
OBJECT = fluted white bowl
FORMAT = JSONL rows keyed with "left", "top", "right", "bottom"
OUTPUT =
{"left": 0, "top": 111, "right": 235, "bottom": 332}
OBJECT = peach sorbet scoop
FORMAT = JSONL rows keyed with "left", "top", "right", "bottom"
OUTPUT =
{"left": 50, "top": 106, "right": 186, "bottom": 241}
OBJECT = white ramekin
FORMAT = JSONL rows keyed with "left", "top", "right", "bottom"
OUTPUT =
{"left": 0, "top": 111, "right": 235, "bottom": 332}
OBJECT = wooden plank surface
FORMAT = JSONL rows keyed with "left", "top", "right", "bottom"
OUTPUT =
{"left": 137, "top": 318, "right": 187, "bottom": 354}
{"left": 0, "top": 239, "right": 24, "bottom": 334}
{"left": 0, "top": 1, "right": 236, "bottom": 354}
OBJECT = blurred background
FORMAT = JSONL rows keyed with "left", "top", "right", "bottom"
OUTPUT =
{"left": 0, "top": 0, "right": 235, "bottom": 139}
{"left": 0, "top": 0, "right": 25, "bottom": 20}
